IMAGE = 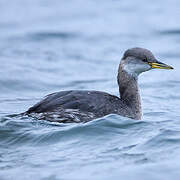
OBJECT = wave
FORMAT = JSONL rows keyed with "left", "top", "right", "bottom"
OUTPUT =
{"left": 0, "top": 114, "right": 148, "bottom": 146}
{"left": 26, "top": 31, "right": 80, "bottom": 41}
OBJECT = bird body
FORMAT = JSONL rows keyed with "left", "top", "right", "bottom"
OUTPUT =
{"left": 27, "top": 90, "right": 134, "bottom": 122}
{"left": 26, "top": 47, "right": 173, "bottom": 123}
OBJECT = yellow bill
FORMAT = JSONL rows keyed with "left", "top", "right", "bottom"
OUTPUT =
{"left": 148, "top": 61, "right": 174, "bottom": 69}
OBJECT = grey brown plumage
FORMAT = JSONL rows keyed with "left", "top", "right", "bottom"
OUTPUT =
{"left": 26, "top": 47, "right": 173, "bottom": 122}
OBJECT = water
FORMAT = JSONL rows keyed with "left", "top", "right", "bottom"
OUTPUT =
{"left": 0, "top": 0, "right": 180, "bottom": 179}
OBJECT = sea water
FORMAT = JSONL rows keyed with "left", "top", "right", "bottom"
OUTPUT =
{"left": 0, "top": 0, "right": 180, "bottom": 179}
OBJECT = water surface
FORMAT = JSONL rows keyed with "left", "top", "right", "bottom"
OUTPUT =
{"left": 0, "top": 0, "right": 180, "bottom": 179}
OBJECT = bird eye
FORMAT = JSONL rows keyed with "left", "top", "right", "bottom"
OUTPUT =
{"left": 142, "top": 58, "right": 147, "bottom": 62}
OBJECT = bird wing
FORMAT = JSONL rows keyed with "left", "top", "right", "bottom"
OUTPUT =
{"left": 26, "top": 90, "right": 114, "bottom": 114}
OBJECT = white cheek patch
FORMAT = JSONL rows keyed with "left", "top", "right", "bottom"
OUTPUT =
{"left": 122, "top": 63, "right": 151, "bottom": 77}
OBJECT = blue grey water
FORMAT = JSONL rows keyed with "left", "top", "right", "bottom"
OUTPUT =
{"left": 0, "top": 0, "right": 180, "bottom": 179}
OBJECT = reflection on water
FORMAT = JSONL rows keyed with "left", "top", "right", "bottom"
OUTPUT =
{"left": 0, "top": 0, "right": 180, "bottom": 179}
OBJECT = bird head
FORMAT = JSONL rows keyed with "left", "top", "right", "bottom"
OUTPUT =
{"left": 120, "top": 47, "right": 173, "bottom": 77}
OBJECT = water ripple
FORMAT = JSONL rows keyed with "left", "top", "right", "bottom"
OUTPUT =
{"left": 158, "top": 29, "right": 180, "bottom": 36}
{"left": 26, "top": 31, "right": 81, "bottom": 41}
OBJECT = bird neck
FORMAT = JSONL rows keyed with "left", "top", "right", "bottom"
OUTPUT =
{"left": 117, "top": 65, "right": 142, "bottom": 119}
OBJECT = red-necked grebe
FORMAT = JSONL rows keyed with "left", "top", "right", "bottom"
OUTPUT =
{"left": 26, "top": 47, "right": 173, "bottom": 123}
